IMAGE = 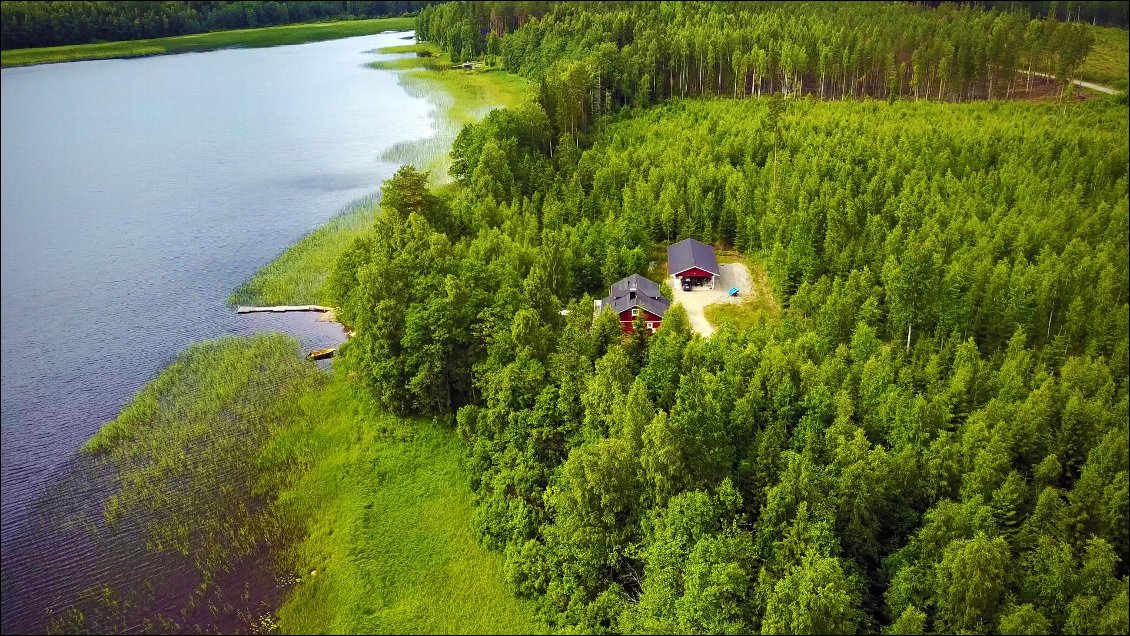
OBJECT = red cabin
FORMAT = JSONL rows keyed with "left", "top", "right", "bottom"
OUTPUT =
{"left": 596, "top": 274, "right": 670, "bottom": 332}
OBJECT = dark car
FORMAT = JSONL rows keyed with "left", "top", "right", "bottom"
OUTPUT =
{"left": 681, "top": 278, "right": 693, "bottom": 292}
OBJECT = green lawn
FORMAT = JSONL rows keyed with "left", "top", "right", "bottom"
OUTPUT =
{"left": 1081, "top": 25, "right": 1129, "bottom": 90}
{"left": 265, "top": 377, "right": 545, "bottom": 634}
{"left": 1, "top": 17, "right": 415, "bottom": 67}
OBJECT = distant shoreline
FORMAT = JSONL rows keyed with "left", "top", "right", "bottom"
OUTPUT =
{"left": 0, "top": 16, "right": 415, "bottom": 68}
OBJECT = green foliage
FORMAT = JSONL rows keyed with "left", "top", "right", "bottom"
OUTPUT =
{"left": 419, "top": 0, "right": 1101, "bottom": 116}
{"left": 217, "top": 5, "right": 1130, "bottom": 631}
{"left": 333, "top": 91, "right": 1128, "bottom": 633}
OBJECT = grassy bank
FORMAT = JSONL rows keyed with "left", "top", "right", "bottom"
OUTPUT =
{"left": 232, "top": 40, "right": 530, "bottom": 307}
{"left": 264, "top": 378, "right": 544, "bottom": 634}
{"left": 1081, "top": 24, "right": 1130, "bottom": 90}
{"left": 1, "top": 16, "right": 414, "bottom": 68}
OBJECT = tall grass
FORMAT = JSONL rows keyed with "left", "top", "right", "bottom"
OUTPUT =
{"left": 228, "top": 194, "right": 379, "bottom": 307}
{"left": 263, "top": 379, "right": 545, "bottom": 634}
{"left": 0, "top": 17, "right": 416, "bottom": 68}
{"left": 79, "top": 334, "right": 324, "bottom": 632}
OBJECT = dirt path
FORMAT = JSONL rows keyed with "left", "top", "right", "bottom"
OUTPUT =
{"left": 670, "top": 263, "right": 753, "bottom": 337}
{"left": 1023, "top": 70, "right": 1118, "bottom": 95}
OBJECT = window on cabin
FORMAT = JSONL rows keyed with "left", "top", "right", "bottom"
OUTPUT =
{"left": 631, "top": 308, "right": 639, "bottom": 316}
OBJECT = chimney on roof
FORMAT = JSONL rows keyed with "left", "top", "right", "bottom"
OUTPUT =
{"left": 629, "top": 282, "right": 637, "bottom": 300}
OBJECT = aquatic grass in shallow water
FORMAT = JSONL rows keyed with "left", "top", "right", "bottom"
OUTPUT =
{"left": 51, "top": 335, "right": 542, "bottom": 633}
{"left": 69, "top": 334, "right": 325, "bottom": 632}
{"left": 228, "top": 193, "right": 380, "bottom": 307}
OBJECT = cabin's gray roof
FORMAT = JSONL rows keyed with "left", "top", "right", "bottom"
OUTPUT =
{"left": 600, "top": 292, "right": 670, "bottom": 318}
{"left": 610, "top": 274, "right": 662, "bottom": 300}
{"left": 667, "top": 238, "right": 719, "bottom": 276}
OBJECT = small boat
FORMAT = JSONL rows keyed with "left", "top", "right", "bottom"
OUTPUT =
{"left": 728, "top": 287, "right": 740, "bottom": 297}
{"left": 307, "top": 347, "right": 335, "bottom": 361}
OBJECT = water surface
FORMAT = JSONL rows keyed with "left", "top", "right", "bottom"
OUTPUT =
{"left": 1, "top": 31, "right": 433, "bottom": 632}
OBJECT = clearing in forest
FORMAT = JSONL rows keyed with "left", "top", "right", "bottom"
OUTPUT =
{"left": 672, "top": 262, "right": 754, "bottom": 337}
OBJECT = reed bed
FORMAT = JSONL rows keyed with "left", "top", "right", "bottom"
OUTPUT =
{"left": 228, "top": 194, "right": 379, "bottom": 307}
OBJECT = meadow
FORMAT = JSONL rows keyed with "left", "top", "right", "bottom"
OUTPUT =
{"left": 0, "top": 16, "right": 415, "bottom": 67}
{"left": 1081, "top": 24, "right": 1130, "bottom": 90}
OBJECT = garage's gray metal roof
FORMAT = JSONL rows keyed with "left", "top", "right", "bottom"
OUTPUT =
{"left": 667, "top": 238, "right": 719, "bottom": 276}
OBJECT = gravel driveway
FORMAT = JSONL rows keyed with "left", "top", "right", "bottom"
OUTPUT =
{"left": 670, "top": 263, "right": 753, "bottom": 337}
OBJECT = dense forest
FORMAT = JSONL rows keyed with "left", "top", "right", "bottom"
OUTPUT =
{"left": 0, "top": 0, "right": 434, "bottom": 50}
{"left": 317, "top": 2, "right": 1130, "bottom": 633}
{"left": 417, "top": 0, "right": 1099, "bottom": 119}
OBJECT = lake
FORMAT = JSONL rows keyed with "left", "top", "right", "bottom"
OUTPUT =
{"left": 1, "top": 31, "right": 434, "bottom": 632}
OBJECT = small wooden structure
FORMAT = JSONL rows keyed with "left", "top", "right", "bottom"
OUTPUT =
{"left": 307, "top": 347, "right": 335, "bottom": 361}
{"left": 236, "top": 305, "right": 332, "bottom": 314}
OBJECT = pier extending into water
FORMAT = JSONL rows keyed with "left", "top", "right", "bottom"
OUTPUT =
{"left": 236, "top": 305, "right": 332, "bottom": 314}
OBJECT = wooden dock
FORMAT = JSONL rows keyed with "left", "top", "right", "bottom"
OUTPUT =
{"left": 307, "top": 347, "right": 336, "bottom": 361}
{"left": 236, "top": 305, "right": 332, "bottom": 314}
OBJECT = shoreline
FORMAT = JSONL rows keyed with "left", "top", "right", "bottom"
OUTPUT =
{"left": 230, "top": 40, "right": 530, "bottom": 308}
{"left": 0, "top": 16, "right": 415, "bottom": 68}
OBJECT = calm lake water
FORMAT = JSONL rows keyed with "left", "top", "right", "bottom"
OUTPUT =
{"left": 1, "top": 31, "right": 434, "bottom": 632}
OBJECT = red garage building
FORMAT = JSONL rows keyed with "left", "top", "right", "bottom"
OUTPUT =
{"left": 667, "top": 238, "right": 719, "bottom": 289}
{"left": 597, "top": 274, "right": 670, "bottom": 332}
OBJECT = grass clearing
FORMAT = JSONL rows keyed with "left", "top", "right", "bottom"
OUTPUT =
{"left": 705, "top": 250, "right": 781, "bottom": 331}
{"left": 1081, "top": 25, "right": 1129, "bottom": 90}
{"left": 1, "top": 17, "right": 416, "bottom": 68}
{"left": 264, "top": 375, "right": 545, "bottom": 634}
{"left": 229, "top": 194, "right": 378, "bottom": 307}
